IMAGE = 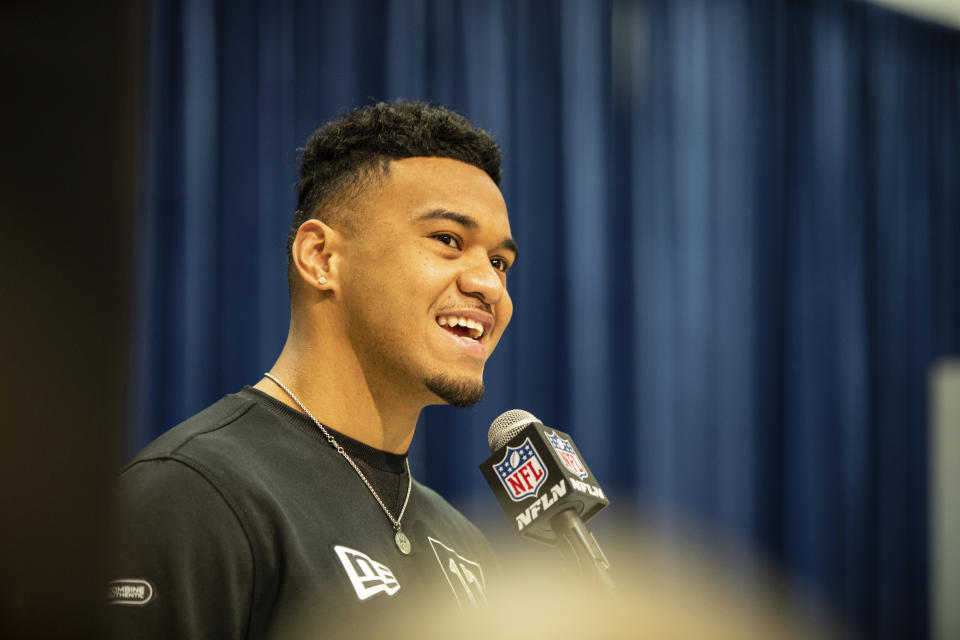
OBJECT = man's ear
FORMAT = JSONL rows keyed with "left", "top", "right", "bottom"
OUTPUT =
{"left": 291, "top": 219, "right": 342, "bottom": 293}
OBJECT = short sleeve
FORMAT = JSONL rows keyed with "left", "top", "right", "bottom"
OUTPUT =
{"left": 107, "top": 458, "right": 254, "bottom": 640}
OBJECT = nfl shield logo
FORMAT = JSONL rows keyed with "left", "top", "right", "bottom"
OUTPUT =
{"left": 493, "top": 438, "right": 548, "bottom": 502}
{"left": 546, "top": 431, "right": 588, "bottom": 479}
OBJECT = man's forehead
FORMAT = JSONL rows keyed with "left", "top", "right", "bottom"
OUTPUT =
{"left": 385, "top": 156, "right": 500, "bottom": 189}
{"left": 378, "top": 157, "right": 509, "bottom": 223}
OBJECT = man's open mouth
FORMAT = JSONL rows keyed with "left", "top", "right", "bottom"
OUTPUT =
{"left": 436, "top": 314, "right": 485, "bottom": 341}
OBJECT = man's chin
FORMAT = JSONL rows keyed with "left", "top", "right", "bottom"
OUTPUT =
{"left": 424, "top": 375, "right": 485, "bottom": 407}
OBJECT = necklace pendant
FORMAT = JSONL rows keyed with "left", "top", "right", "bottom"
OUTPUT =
{"left": 395, "top": 529, "right": 411, "bottom": 555}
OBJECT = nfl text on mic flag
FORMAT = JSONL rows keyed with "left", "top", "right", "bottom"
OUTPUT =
{"left": 480, "top": 410, "right": 616, "bottom": 591}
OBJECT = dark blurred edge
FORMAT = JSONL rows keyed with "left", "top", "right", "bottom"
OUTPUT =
{"left": 0, "top": 1, "right": 144, "bottom": 637}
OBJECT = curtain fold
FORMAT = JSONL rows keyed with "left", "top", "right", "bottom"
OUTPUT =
{"left": 134, "top": 1, "right": 960, "bottom": 636}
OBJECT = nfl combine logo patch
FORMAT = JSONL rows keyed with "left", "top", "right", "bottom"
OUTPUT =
{"left": 107, "top": 579, "right": 154, "bottom": 606}
{"left": 546, "top": 431, "right": 588, "bottom": 479}
{"left": 493, "top": 437, "right": 548, "bottom": 501}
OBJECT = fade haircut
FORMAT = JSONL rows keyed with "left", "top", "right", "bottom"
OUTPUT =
{"left": 288, "top": 101, "right": 502, "bottom": 293}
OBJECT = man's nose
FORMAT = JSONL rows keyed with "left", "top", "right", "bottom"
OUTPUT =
{"left": 457, "top": 253, "right": 505, "bottom": 305}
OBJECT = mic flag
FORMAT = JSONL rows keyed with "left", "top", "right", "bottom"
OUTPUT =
{"left": 479, "top": 415, "right": 609, "bottom": 546}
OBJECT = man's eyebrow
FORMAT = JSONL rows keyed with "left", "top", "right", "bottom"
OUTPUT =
{"left": 418, "top": 209, "right": 519, "bottom": 257}
{"left": 500, "top": 236, "right": 519, "bottom": 258}
{"left": 418, "top": 209, "right": 477, "bottom": 229}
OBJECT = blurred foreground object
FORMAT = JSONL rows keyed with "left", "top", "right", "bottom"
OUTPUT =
{"left": 272, "top": 527, "right": 849, "bottom": 640}
{"left": 0, "top": 2, "right": 140, "bottom": 637}
{"left": 865, "top": 0, "right": 960, "bottom": 30}
{"left": 931, "top": 360, "right": 960, "bottom": 640}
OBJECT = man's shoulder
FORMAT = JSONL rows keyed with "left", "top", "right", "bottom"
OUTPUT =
{"left": 118, "top": 388, "right": 333, "bottom": 513}
{"left": 124, "top": 391, "right": 260, "bottom": 467}
{"left": 115, "top": 388, "right": 309, "bottom": 534}
{"left": 122, "top": 388, "right": 313, "bottom": 484}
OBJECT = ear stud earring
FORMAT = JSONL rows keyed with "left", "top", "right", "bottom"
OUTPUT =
{"left": 318, "top": 277, "right": 327, "bottom": 285}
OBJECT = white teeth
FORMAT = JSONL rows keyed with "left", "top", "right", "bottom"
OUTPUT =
{"left": 436, "top": 314, "right": 485, "bottom": 340}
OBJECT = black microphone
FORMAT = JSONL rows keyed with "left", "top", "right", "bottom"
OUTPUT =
{"left": 479, "top": 409, "right": 616, "bottom": 591}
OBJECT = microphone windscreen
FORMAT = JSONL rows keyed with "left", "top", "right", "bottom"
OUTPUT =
{"left": 487, "top": 409, "right": 541, "bottom": 451}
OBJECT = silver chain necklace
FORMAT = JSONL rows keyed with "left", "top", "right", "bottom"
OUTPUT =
{"left": 263, "top": 373, "right": 414, "bottom": 555}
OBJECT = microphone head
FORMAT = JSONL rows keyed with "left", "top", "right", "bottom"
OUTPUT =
{"left": 488, "top": 409, "right": 541, "bottom": 452}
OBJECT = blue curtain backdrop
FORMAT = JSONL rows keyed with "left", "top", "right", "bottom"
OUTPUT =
{"left": 132, "top": 0, "right": 960, "bottom": 637}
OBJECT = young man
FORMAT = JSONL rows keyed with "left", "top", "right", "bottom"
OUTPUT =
{"left": 109, "top": 102, "right": 518, "bottom": 638}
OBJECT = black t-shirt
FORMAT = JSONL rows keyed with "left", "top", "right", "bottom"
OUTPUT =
{"left": 108, "top": 388, "right": 496, "bottom": 639}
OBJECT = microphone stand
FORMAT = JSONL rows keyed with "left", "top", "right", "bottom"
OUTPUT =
{"left": 550, "top": 508, "right": 617, "bottom": 595}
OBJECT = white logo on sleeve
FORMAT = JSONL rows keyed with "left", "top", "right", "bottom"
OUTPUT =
{"left": 334, "top": 545, "right": 401, "bottom": 601}
{"left": 427, "top": 537, "right": 487, "bottom": 609}
{"left": 107, "top": 579, "right": 155, "bottom": 606}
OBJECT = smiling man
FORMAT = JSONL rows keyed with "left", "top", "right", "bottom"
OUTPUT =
{"left": 110, "top": 103, "right": 516, "bottom": 638}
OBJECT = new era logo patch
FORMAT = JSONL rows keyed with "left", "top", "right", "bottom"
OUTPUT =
{"left": 334, "top": 545, "right": 401, "bottom": 601}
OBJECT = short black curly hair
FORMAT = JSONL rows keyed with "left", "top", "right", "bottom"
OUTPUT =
{"left": 288, "top": 101, "right": 502, "bottom": 292}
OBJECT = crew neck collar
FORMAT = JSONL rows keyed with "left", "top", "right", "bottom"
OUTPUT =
{"left": 241, "top": 386, "right": 408, "bottom": 474}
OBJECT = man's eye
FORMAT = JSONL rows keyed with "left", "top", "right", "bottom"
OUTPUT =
{"left": 432, "top": 234, "right": 461, "bottom": 249}
{"left": 490, "top": 257, "right": 511, "bottom": 273}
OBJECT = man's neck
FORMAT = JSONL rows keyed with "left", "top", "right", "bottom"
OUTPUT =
{"left": 253, "top": 334, "right": 422, "bottom": 455}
